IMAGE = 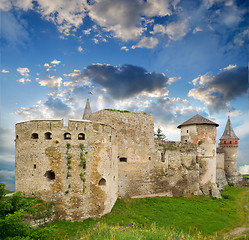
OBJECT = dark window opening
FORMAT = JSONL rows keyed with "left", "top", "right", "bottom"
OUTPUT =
{"left": 224, "top": 141, "right": 226, "bottom": 144}
{"left": 119, "top": 157, "right": 127, "bottom": 162}
{"left": 109, "top": 136, "right": 111, "bottom": 142}
{"left": 45, "top": 132, "right": 52, "bottom": 140}
{"left": 16, "top": 135, "right": 19, "bottom": 139}
{"left": 44, "top": 170, "right": 55, "bottom": 180}
{"left": 148, "top": 157, "right": 151, "bottom": 160}
{"left": 187, "top": 130, "right": 188, "bottom": 133}
{"left": 185, "top": 139, "right": 187, "bottom": 143}
{"left": 83, "top": 163, "right": 86, "bottom": 170}
{"left": 98, "top": 178, "right": 106, "bottom": 186}
{"left": 78, "top": 133, "right": 85, "bottom": 140}
{"left": 31, "top": 133, "right": 39, "bottom": 139}
{"left": 64, "top": 133, "right": 71, "bottom": 140}
{"left": 34, "top": 164, "right": 36, "bottom": 169}
{"left": 161, "top": 152, "right": 165, "bottom": 162}
{"left": 230, "top": 141, "right": 232, "bottom": 144}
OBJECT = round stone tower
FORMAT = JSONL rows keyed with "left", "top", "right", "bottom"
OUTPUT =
{"left": 219, "top": 116, "right": 239, "bottom": 184}
{"left": 178, "top": 114, "right": 220, "bottom": 196}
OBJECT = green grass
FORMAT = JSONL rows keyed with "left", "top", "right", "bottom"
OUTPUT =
{"left": 46, "top": 186, "right": 248, "bottom": 240}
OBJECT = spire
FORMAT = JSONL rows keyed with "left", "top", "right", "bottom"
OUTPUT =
{"left": 220, "top": 116, "right": 239, "bottom": 140}
{"left": 82, "top": 98, "right": 92, "bottom": 119}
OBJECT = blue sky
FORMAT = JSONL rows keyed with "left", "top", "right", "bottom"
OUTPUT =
{"left": 0, "top": 0, "right": 248, "bottom": 190}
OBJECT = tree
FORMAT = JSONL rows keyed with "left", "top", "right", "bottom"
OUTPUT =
{"left": 0, "top": 183, "right": 6, "bottom": 199}
{"left": 154, "top": 127, "right": 166, "bottom": 140}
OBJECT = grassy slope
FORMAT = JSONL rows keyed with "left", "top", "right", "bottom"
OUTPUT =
{"left": 47, "top": 186, "right": 249, "bottom": 239}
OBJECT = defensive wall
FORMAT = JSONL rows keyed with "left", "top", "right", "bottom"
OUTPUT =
{"left": 15, "top": 119, "right": 118, "bottom": 220}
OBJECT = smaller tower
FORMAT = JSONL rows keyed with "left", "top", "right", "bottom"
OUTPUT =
{"left": 82, "top": 98, "right": 92, "bottom": 120}
{"left": 219, "top": 116, "right": 239, "bottom": 184}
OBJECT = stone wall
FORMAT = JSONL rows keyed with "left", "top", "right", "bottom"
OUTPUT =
{"left": 88, "top": 110, "right": 156, "bottom": 163}
{"left": 216, "top": 150, "right": 228, "bottom": 189}
{"left": 117, "top": 141, "right": 200, "bottom": 198}
{"left": 15, "top": 119, "right": 118, "bottom": 221}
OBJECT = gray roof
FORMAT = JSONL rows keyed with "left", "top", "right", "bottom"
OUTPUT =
{"left": 220, "top": 116, "right": 239, "bottom": 140}
{"left": 82, "top": 98, "right": 92, "bottom": 120}
{"left": 177, "top": 114, "right": 219, "bottom": 128}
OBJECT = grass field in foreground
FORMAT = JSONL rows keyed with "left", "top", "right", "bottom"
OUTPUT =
{"left": 47, "top": 186, "right": 249, "bottom": 239}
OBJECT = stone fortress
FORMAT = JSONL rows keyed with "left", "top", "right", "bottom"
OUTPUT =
{"left": 15, "top": 98, "right": 242, "bottom": 221}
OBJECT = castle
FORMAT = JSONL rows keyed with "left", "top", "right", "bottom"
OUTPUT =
{"left": 15, "top": 99, "right": 241, "bottom": 221}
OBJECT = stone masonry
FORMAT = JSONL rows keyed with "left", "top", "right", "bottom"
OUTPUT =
{"left": 15, "top": 101, "right": 241, "bottom": 221}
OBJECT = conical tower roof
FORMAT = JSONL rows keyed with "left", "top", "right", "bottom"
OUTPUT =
{"left": 82, "top": 98, "right": 92, "bottom": 119}
{"left": 177, "top": 114, "right": 219, "bottom": 128}
{"left": 220, "top": 116, "right": 239, "bottom": 140}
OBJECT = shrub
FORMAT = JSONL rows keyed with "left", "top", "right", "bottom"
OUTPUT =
{"left": 0, "top": 183, "right": 6, "bottom": 199}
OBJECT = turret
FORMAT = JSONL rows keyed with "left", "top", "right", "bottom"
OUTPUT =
{"left": 82, "top": 98, "right": 92, "bottom": 119}
{"left": 178, "top": 114, "right": 220, "bottom": 197}
{"left": 219, "top": 116, "right": 239, "bottom": 184}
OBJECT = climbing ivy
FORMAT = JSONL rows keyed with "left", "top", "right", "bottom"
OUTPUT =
{"left": 79, "top": 143, "right": 87, "bottom": 193}
{"left": 65, "top": 142, "right": 72, "bottom": 194}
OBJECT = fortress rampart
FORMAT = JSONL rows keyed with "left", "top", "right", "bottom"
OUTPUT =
{"left": 15, "top": 119, "right": 118, "bottom": 220}
{"left": 15, "top": 105, "right": 241, "bottom": 220}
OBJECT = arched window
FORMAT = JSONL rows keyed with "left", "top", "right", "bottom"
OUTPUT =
{"left": 44, "top": 170, "right": 55, "bottom": 181}
{"left": 98, "top": 178, "right": 106, "bottom": 186}
{"left": 44, "top": 132, "right": 52, "bottom": 140}
{"left": 78, "top": 133, "right": 85, "bottom": 140}
{"left": 31, "top": 133, "right": 39, "bottom": 139}
{"left": 64, "top": 133, "right": 71, "bottom": 140}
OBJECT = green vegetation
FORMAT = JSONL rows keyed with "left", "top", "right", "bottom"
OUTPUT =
{"left": 66, "top": 142, "right": 72, "bottom": 181}
{"left": 79, "top": 144, "right": 87, "bottom": 193}
{"left": 154, "top": 126, "right": 167, "bottom": 140}
{"left": 0, "top": 184, "right": 248, "bottom": 239}
{"left": 0, "top": 185, "right": 54, "bottom": 239}
{"left": 104, "top": 109, "right": 136, "bottom": 114}
{"left": 47, "top": 186, "right": 248, "bottom": 239}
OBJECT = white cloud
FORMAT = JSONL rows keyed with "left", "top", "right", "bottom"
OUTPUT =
{"left": 78, "top": 46, "right": 83, "bottom": 52}
{"left": 193, "top": 27, "right": 203, "bottom": 34}
{"left": 93, "top": 38, "right": 99, "bottom": 44}
{"left": 1, "top": 69, "right": 9, "bottom": 73}
{"left": 84, "top": 28, "right": 92, "bottom": 35}
{"left": 152, "top": 19, "right": 189, "bottom": 41}
{"left": 121, "top": 46, "right": 129, "bottom": 51}
{"left": 222, "top": 64, "right": 237, "bottom": 71}
{"left": 17, "top": 78, "right": 31, "bottom": 84}
{"left": 38, "top": 75, "right": 63, "bottom": 88}
{"left": 51, "top": 59, "right": 61, "bottom": 65}
{"left": 239, "top": 165, "right": 249, "bottom": 174}
{"left": 132, "top": 37, "right": 158, "bottom": 49}
{"left": 17, "top": 67, "right": 30, "bottom": 77}
{"left": 143, "top": 0, "right": 172, "bottom": 17}
{"left": 168, "top": 76, "right": 181, "bottom": 85}
{"left": 192, "top": 73, "right": 213, "bottom": 86}
{"left": 165, "top": 19, "right": 189, "bottom": 40}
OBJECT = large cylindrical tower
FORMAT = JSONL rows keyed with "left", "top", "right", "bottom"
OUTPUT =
{"left": 178, "top": 114, "right": 220, "bottom": 196}
{"left": 219, "top": 116, "right": 239, "bottom": 184}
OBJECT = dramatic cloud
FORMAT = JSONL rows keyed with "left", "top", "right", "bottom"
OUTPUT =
{"left": 44, "top": 97, "right": 71, "bottom": 118}
{"left": 132, "top": 37, "right": 158, "bottom": 49}
{"left": 82, "top": 64, "right": 169, "bottom": 99}
{"left": 38, "top": 75, "right": 63, "bottom": 88}
{"left": 188, "top": 65, "right": 248, "bottom": 113}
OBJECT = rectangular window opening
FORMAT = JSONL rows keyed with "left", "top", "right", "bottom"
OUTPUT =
{"left": 119, "top": 157, "right": 127, "bottom": 162}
